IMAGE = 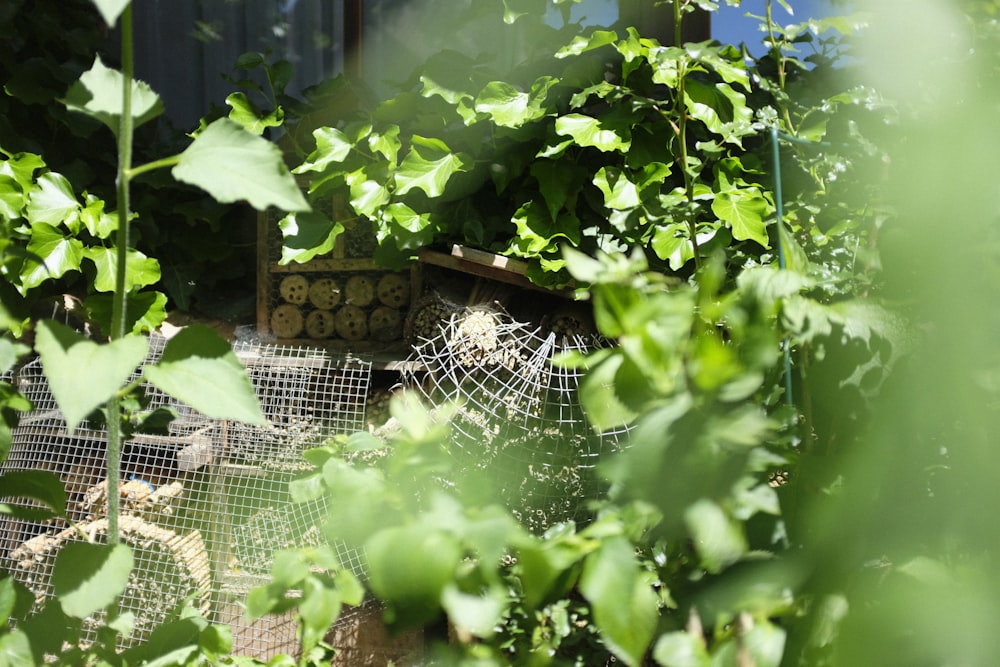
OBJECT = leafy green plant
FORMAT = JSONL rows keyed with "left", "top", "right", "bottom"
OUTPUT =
{"left": 2, "top": 0, "right": 308, "bottom": 659}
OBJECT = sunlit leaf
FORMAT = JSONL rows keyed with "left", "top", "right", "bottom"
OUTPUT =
{"left": 143, "top": 324, "right": 266, "bottom": 425}
{"left": 711, "top": 188, "right": 770, "bottom": 247}
{"left": 62, "top": 57, "right": 163, "bottom": 136}
{"left": 594, "top": 167, "right": 640, "bottom": 210}
{"left": 294, "top": 126, "right": 354, "bottom": 173}
{"left": 25, "top": 171, "right": 78, "bottom": 226}
{"left": 84, "top": 246, "right": 161, "bottom": 292}
{"left": 442, "top": 584, "right": 507, "bottom": 640}
{"left": 394, "top": 140, "right": 470, "bottom": 198}
{"left": 653, "top": 631, "right": 711, "bottom": 667}
{"left": 555, "top": 113, "right": 630, "bottom": 152}
{"left": 226, "top": 92, "right": 283, "bottom": 135}
{"left": 54, "top": 542, "right": 133, "bottom": 618}
{"left": 556, "top": 30, "right": 619, "bottom": 57}
{"left": 35, "top": 321, "right": 148, "bottom": 433}
{"left": 278, "top": 210, "right": 344, "bottom": 264}
{"left": 19, "top": 222, "right": 85, "bottom": 290}
{"left": 89, "top": 0, "right": 131, "bottom": 26}
{"left": 172, "top": 118, "right": 309, "bottom": 212}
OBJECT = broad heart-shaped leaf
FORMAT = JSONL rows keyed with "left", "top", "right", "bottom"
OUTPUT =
{"left": 90, "top": 0, "right": 131, "bottom": 26}
{"left": 394, "top": 141, "right": 469, "bottom": 198}
{"left": 555, "top": 113, "right": 630, "bottom": 152}
{"left": 35, "top": 321, "right": 149, "bottom": 433}
{"left": 62, "top": 57, "right": 163, "bottom": 136}
{"left": 25, "top": 171, "right": 78, "bottom": 226}
{"left": 19, "top": 222, "right": 85, "bottom": 290}
{"left": 0, "top": 469, "right": 66, "bottom": 518}
{"left": 278, "top": 210, "right": 344, "bottom": 265}
{"left": 84, "top": 246, "right": 161, "bottom": 292}
{"left": 53, "top": 542, "right": 133, "bottom": 618}
{"left": 172, "top": 118, "right": 309, "bottom": 212}
{"left": 711, "top": 188, "right": 770, "bottom": 247}
{"left": 594, "top": 167, "right": 640, "bottom": 210}
{"left": 580, "top": 535, "right": 658, "bottom": 667}
{"left": 143, "top": 324, "right": 266, "bottom": 425}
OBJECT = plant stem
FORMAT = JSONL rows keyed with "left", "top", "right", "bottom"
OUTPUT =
{"left": 126, "top": 154, "right": 181, "bottom": 180}
{"left": 674, "top": 0, "right": 700, "bottom": 271}
{"left": 107, "top": 2, "right": 137, "bottom": 545}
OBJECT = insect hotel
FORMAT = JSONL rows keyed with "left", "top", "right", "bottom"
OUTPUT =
{"left": 0, "top": 200, "right": 626, "bottom": 663}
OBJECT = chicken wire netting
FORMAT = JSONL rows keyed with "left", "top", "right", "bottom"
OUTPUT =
{"left": 0, "top": 335, "right": 371, "bottom": 659}
{"left": 402, "top": 303, "right": 630, "bottom": 534}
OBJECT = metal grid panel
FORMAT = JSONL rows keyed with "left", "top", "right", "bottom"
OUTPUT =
{"left": 0, "top": 336, "right": 372, "bottom": 659}
{"left": 403, "top": 306, "right": 630, "bottom": 534}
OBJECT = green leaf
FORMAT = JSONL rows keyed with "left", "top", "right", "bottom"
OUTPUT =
{"left": 172, "top": 118, "right": 309, "bottom": 212}
{"left": 84, "top": 290, "right": 169, "bottom": 335}
{"left": 555, "top": 113, "right": 630, "bottom": 152}
{"left": 580, "top": 535, "right": 658, "bottom": 667}
{"left": 54, "top": 542, "right": 134, "bottom": 618}
{"left": 143, "top": 324, "right": 266, "bottom": 425}
{"left": 0, "top": 469, "right": 67, "bottom": 517}
{"left": 711, "top": 188, "right": 770, "bottom": 247}
{"left": 365, "top": 525, "right": 462, "bottom": 627}
{"left": 652, "top": 631, "right": 710, "bottom": 667}
{"left": 89, "top": 0, "right": 131, "bottom": 26}
{"left": 294, "top": 126, "right": 354, "bottom": 173}
{"left": 25, "top": 172, "right": 78, "bottom": 226}
{"left": 442, "top": 584, "right": 506, "bottom": 640}
{"left": 556, "top": 29, "right": 619, "bottom": 57}
{"left": 347, "top": 172, "right": 391, "bottom": 218}
{"left": 683, "top": 499, "right": 747, "bottom": 573}
{"left": 62, "top": 57, "right": 163, "bottom": 136}
{"left": 531, "top": 160, "right": 583, "bottom": 222}
{"left": 79, "top": 195, "right": 119, "bottom": 239}
{"left": 594, "top": 167, "right": 640, "bottom": 210}
{"left": 299, "top": 577, "right": 343, "bottom": 650}
{"left": 19, "top": 222, "right": 85, "bottom": 290}
{"left": 0, "top": 630, "right": 33, "bottom": 667}
{"left": 474, "top": 77, "right": 555, "bottom": 128}
{"left": 226, "top": 92, "right": 283, "bottom": 135}
{"left": 278, "top": 211, "right": 344, "bottom": 265}
{"left": 84, "top": 246, "right": 161, "bottom": 292}
{"left": 394, "top": 140, "right": 470, "bottom": 198}
{"left": 35, "top": 321, "right": 148, "bottom": 433}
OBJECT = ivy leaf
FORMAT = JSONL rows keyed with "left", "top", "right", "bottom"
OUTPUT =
{"left": 84, "top": 246, "right": 161, "bottom": 292}
{"left": 555, "top": 113, "right": 631, "bottom": 152}
{"left": 347, "top": 171, "right": 391, "bottom": 218}
{"left": 531, "top": 160, "right": 583, "bottom": 222}
{"left": 474, "top": 77, "right": 555, "bottom": 128}
{"left": 278, "top": 210, "right": 344, "bottom": 264}
{"left": 225, "top": 92, "right": 283, "bottom": 135}
{"left": 711, "top": 188, "right": 770, "bottom": 247}
{"left": 84, "top": 291, "right": 169, "bottom": 335}
{"left": 594, "top": 167, "right": 640, "bottom": 210}
{"left": 20, "top": 222, "right": 85, "bottom": 290}
{"left": 294, "top": 127, "right": 354, "bottom": 173}
{"left": 172, "top": 118, "right": 309, "bottom": 212}
{"left": 385, "top": 203, "right": 436, "bottom": 250}
{"left": 143, "top": 324, "right": 266, "bottom": 425}
{"left": 556, "top": 29, "right": 619, "bottom": 57}
{"left": 580, "top": 535, "right": 658, "bottom": 667}
{"left": 79, "top": 195, "right": 119, "bottom": 239}
{"left": 62, "top": 57, "right": 163, "bottom": 136}
{"left": 394, "top": 139, "right": 470, "bottom": 198}
{"left": 54, "top": 543, "right": 133, "bottom": 618}
{"left": 25, "top": 172, "right": 78, "bottom": 226}
{"left": 34, "top": 321, "right": 149, "bottom": 433}
{"left": 89, "top": 0, "right": 131, "bottom": 26}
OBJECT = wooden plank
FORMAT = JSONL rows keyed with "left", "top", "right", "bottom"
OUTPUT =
{"left": 450, "top": 245, "right": 529, "bottom": 275}
{"left": 268, "top": 258, "right": 381, "bottom": 272}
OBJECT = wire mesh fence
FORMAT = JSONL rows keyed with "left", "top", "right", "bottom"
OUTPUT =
{"left": 0, "top": 336, "right": 371, "bottom": 659}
